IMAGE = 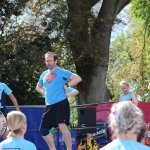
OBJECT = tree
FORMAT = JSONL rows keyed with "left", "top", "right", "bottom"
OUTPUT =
{"left": 107, "top": 32, "right": 131, "bottom": 101}
{"left": 0, "top": 0, "right": 132, "bottom": 105}
{"left": 66, "top": 0, "right": 132, "bottom": 104}
{"left": 0, "top": 0, "right": 79, "bottom": 105}
{"left": 107, "top": 11, "right": 150, "bottom": 102}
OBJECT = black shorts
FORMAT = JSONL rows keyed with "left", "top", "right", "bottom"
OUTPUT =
{"left": 40, "top": 99, "right": 70, "bottom": 129}
{"left": 0, "top": 106, "right": 8, "bottom": 117}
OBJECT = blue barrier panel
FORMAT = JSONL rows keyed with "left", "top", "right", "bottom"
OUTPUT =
{"left": 93, "top": 122, "right": 109, "bottom": 147}
{"left": 71, "top": 131, "right": 76, "bottom": 150}
{"left": 54, "top": 131, "right": 77, "bottom": 150}
{"left": 54, "top": 131, "right": 59, "bottom": 150}
{"left": 0, "top": 106, "right": 49, "bottom": 150}
{"left": 0, "top": 106, "right": 77, "bottom": 150}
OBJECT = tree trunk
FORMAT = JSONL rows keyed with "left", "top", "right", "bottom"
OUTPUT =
{"left": 66, "top": 0, "right": 131, "bottom": 104}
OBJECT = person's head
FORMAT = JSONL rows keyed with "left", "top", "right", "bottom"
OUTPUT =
{"left": 109, "top": 101, "right": 144, "bottom": 138}
{"left": 137, "top": 122, "right": 147, "bottom": 144}
{"left": 7, "top": 111, "right": 27, "bottom": 138}
{"left": 120, "top": 80, "right": 130, "bottom": 94}
{"left": 45, "top": 52, "right": 58, "bottom": 70}
{"left": 87, "top": 133, "right": 92, "bottom": 139}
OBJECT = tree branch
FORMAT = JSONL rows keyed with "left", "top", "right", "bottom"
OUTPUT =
{"left": 114, "top": 0, "right": 132, "bottom": 17}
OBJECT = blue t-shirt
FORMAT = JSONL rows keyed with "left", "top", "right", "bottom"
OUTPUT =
{"left": 0, "top": 137, "right": 37, "bottom": 150}
{"left": 0, "top": 82, "right": 12, "bottom": 108}
{"left": 68, "top": 87, "right": 74, "bottom": 93}
{"left": 101, "top": 139, "right": 150, "bottom": 150}
{"left": 120, "top": 92, "right": 132, "bottom": 102}
{"left": 38, "top": 67, "right": 72, "bottom": 105}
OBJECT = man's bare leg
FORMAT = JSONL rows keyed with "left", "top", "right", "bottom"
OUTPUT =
{"left": 43, "top": 133, "right": 56, "bottom": 150}
{"left": 59, "top": 123, "right": 72, "bottom": 150}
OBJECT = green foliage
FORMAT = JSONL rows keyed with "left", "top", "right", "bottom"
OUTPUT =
{"left": 0, "top": 0, "right": 132, "bottom": 106}
{"left": 107, "top": 32, "right": 131, "bottom": 101}
{"left": 107, "top": 0, "right": 150, "bottom": 102}
{"left": 130, "top": 0, "right": 150, "bottom": 36}
{"left": 107, "top": 20, "right": 150, "bottom": 102}
{"left": 68, "top": 96, "right": 78, "bottom": 124}
{"left": 0, "top": 0, "right": 75, "bottom": 105}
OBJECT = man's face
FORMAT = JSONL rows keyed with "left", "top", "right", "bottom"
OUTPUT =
{"left": 45, "top": 55, "right": 57, "bottom": 70}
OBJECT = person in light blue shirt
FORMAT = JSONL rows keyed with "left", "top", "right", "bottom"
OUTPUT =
{"left": 101, "top": 102, "right": 150, "bottom": 150}
{"left": 119, "top": 80, "right": 138, "bottom": 106}
{"left": 36, "top": 52, "right": 82, "bottom": 150}
{"left": 0, "top": 82, "right": 20, "bottom": 139}
{"left": 64, "top": 86, "right": 79, "bottom": 98}
{"left": 0, "top": 111, "right": 37, "bottom": 150}
{"left": 0, "top": 82, "right": 20, "bottom": 112}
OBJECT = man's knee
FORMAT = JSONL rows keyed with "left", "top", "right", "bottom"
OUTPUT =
{"left": 40, "top": 127, "right": 49, "bottom": 136}
{"left": 59, "top": 123, "right": 69, "bottom": 132}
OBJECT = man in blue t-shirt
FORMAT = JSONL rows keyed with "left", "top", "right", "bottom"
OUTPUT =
{"left": 36, "top": 52, "right": 82, "bottom": 150}
{"left": 0, "top": 82, "right": 20, "bottom": 139}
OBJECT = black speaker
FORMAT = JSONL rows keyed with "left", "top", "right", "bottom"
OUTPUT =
{"left": 78, "top": 107, "right": 96, "bottom": 134}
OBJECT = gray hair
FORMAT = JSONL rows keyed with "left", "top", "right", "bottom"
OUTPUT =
{"left": 109, "top": 101, "right": 144, "bottom": 136}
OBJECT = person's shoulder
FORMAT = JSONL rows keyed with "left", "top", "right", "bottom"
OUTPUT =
{"left": 40, "top": 70, "right": 49, "bottom": 76}
{"left": 43, "top": 70, "right": 49, "bottom": 74}
{"left": 57, "top": 67, "right": 72, "bottom": 73}
{"left": 120, "top": 93, "right": 123, "bottom": 96}
{"left": 135, "top": 141, "right": 150, "bottom": 149}
{"left": 101, "top": 140, "right": 119, "bottom": 150}
{"left": 24, "top": 139, "right": 35, "bottom": 144}
{"left": 0, "top": 138, "right": 12, "bottom": 145}
{"left": 57, "top": 67, "right": 69, "bottom": 71}
{"left": 24, "top": 140, "right": 37, "bottom": 149}
{"left": 130, "top": 91, "right": 136, "bottom": 96}
{"left": 0, "top": 82, "right": 7, "bottom": 86}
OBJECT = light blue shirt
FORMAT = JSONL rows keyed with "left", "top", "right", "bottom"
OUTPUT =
{"left": 101, "top": 139, "right": 150, "bottom": 150}
{"left": 68, "top": 87, "right": 74, "bottom": 93}
{"left": 38, "top": 67, "right": 72, "bottom": 105}
{"left": 0, "top": 82, "right": 12, "bottom": 108}
{"left": 121, "top": 92, "right": 132, "bottom": 102}
{"left": 0, "top": 137, "right": 37, "bottom": 150}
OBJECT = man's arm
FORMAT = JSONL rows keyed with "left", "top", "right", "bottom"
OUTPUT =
{"left": 36, "top": 83, "right": 44, "bottom": 95}
{"left": 148, "top": 83, "right": 150, "bottom": 90}
{"left": 119, "top": 95, "right": 122, "bottom": 102}
{"left": 9, "top": 93, "right": 20, "bottom": 111}
{"left": 67, "top": 74, "right": 82, "bottom": 87}
{"left": 131, "top": 93, "right": 138, "bottom": 106}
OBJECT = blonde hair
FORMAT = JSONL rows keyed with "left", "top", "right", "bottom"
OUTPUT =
{"left": 120, "top": 80, "right": 129, "bottom": 87}
{"left": 109, "top": 102, "right": 144, "bottom": 136}
{"left": 7, "top": 111, "right": 26, "bottom": 138}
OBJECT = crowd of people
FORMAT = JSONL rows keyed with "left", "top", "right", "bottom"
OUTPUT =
{"left": 0, "top": 51, "right": 150, "bottom": 150}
